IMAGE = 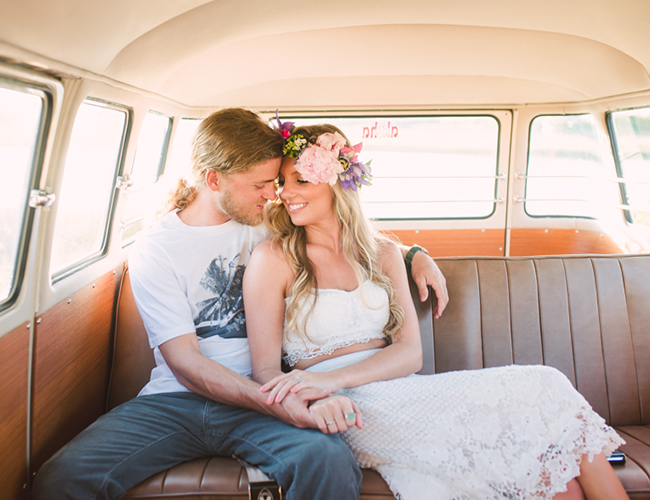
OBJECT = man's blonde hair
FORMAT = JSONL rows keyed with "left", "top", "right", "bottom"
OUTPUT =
{"left": 164, "top": 108, "right": 283, "bottom": 212}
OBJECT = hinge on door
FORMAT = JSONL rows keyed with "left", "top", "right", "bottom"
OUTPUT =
{"left": 28, "top": 189, "right": 56, "bottom": 208}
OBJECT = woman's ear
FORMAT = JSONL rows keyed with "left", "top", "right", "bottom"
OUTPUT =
{"left": 205, "top": 170, "right": 221, "bottom": 192}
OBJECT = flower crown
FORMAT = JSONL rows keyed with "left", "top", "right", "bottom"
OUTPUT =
{"left": 275, "top": 111, "right": 372, "bottom": 191}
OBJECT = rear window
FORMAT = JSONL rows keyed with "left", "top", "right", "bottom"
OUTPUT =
{"left": 525, "top": 114, "right": 607, "bottom": 218}
{"left": 283, "top": 115, "right": 501, "bottom": 220}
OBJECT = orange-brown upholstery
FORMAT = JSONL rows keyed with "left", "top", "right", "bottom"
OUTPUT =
{"left": 108, "top": 255, "right": 650, "bottom": 500}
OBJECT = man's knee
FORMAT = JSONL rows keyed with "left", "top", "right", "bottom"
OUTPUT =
{"left": 290, "top": 433, "right": 362, "bottom": 495}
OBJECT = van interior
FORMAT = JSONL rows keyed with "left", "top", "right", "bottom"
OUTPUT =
{"left": 1, "top": 1, "right": 650, "bottom": 498}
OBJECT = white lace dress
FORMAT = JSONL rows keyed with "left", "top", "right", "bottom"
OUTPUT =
{"left": 282, "top": 281, "right": 625, "bottom": 500}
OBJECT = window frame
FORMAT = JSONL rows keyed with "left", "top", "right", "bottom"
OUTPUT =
{"left": 606, "top": 105, "right": 650, "bottom": 225}
{"left": 524, "top": 113, "right": 604, "bottom": 220}
{"left": 274, "top": 113, "right": 504, "bottom": 221}
{"left": 51, "top": 97, "right": 133, "bottom": 283}
{"left": 0, "top": 75, "right": 54, "bottom": 313}
{"left": 120, "top": 110, "right": 173, "bottom": 246}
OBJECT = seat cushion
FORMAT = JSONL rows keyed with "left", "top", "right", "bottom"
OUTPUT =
{"left": 616, "top": 425, "right": 650, "bottom": 499}
{"left": 123, "top": 457, "right": 393, "bottom": 499}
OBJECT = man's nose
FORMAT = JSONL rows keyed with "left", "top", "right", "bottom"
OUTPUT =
{"left": 262, "top": 183, "right": 276, "bottom": 201}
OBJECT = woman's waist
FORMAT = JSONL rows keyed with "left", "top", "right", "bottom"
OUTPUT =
{"left": 292, "top": 339, "right": 387, "bottom": 371}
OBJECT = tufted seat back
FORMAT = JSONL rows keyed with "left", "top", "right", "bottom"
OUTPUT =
{"left": 107, "top": 255, "right": 650, "bottom": 499}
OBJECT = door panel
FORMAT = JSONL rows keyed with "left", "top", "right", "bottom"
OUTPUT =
{"left": 30, "top": 267, "right": 121, "bottom": 473}
{"left": 0, "top": 323, "right": 29, "bottom": 500}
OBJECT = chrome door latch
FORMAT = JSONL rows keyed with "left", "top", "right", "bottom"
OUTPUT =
{"left": 29, "top": 189, "right": 56, "bottom": 208}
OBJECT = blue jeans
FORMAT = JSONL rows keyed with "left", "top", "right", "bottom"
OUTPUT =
{"left": 32, "top": 392, "right": 362, "bottom": 500}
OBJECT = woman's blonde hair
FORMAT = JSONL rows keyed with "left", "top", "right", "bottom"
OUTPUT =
{"left": 163, "top": 108, "right": 283, "bottom": 212}
{"left": 266, "top": 124, "right": 404, "bottom": 342}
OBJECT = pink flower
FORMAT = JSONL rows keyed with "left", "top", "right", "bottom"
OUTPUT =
{"left": 281, "top": 129, "right": 291, "bottom": 139}
{"left": 316, "top": 132, "right": 346, "bottom": 156}
{"left": 295, "top": 146, "right": 344, "bottom": 185}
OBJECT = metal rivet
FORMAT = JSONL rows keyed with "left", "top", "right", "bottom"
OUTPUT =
{"left": 414, "top": 230, "right": 419, "bottom": 234}
{"left": 600, "top": 233, "right": 603, "bottom": 238}
{"left": 113, "top": 270, "right": 116, "bottom": 275}
{"left": 544, "top": 229, "right": 549, "bottom": 233}
{"left": 37, "top": 318, "right": 42, "bottom": 324}
{"left": 481, "top": 229, "right": 485, "bottom": 233}
{"left": 499, "top": 247, "right": 503, "bottom": 251}
{"left": 575, "top": 230, "right": 579, "bottom": 233}
{"left": 92, "top": 284, "right": 96, "bottom": 288}
{"left": 68, "top": 298, "right": 72, "bottom": 304}
{"left": 26, "top": 324, "right": 30, "bottom": 329}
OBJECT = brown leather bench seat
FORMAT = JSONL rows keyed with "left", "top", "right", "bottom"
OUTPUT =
{"left": 108, "top": 255, "right": 650, "bottom": 499}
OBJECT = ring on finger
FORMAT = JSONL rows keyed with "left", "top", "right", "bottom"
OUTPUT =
{"left": 325, "top": 420, "right": 336, "bottom": 425}
{"left": 345, "top": 412, "right": 356, "bottom": 420}
{"left": 294, "top": 375, "right": 301, "bottom": 382}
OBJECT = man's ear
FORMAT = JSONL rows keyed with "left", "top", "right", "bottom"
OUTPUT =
{"left": 205, "top": 170, "right": 222, "bottom": 192}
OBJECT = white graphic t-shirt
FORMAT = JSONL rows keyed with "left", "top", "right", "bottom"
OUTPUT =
{"left": 128, "top": 210, "right": 269, "bottom": 396}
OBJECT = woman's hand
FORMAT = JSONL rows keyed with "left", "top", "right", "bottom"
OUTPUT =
{"left": 309, "top": 396, "right": 363, "bottom": 434}
{"left": 260, "top": 369, "right": 340, "bottom": 404}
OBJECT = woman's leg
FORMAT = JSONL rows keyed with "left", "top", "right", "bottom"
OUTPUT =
{"left": 576, "top": 453, "right": 629, "bottom": 500}
{"left": 553, "top": 479, "right": 585, "bottom": 500}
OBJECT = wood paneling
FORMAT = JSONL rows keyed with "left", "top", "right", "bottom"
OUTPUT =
{"left": 509, "top": 228, "right": 624, "bottom": 256}
{"left": 384, "top": 229, "right": 506, "bottom": 257}
{"left": 31, "top": 267, "right": 122, "bottom": 473}
{"left": 0, "top": 324, "right": 29, "bottom": 500}
{"left": 386, "top": 228, "right": 624, "bottom": 257}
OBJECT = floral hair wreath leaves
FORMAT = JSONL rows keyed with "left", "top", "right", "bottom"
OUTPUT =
{"left": 274, "top": 109, "right": 373, "bottom": 191}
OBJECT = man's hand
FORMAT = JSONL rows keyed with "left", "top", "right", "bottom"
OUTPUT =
{"left": 410, "top": 250, "right": 449, "bottom": 319}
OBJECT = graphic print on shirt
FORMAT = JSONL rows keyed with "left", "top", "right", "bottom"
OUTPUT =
{"left": 195, "top": 254, "right": 247, "bottom": 339}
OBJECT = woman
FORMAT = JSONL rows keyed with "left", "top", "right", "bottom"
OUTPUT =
{"left": 242, "top": 122, "right": 628, "bottom": 500}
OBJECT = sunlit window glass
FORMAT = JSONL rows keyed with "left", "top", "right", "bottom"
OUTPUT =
{"left": 164, "top": 118, "right": 202, "bottom": 184}
{"left": 526, "top": 115, "right": 607, "bottom": 218}
{"left": 121, "top": 112, "right": 171, "bottom": 243}
{"left": 285, "top": 116, "right": 500, "bottom": 219}
{"left": 0, "top": 86, "right": 43, "bottom": 302}
{"left": 51, "top": 100, "right": 127, "bottom": 276}
{"left": 609, "top": 107, "right": 650, "bottom": 227}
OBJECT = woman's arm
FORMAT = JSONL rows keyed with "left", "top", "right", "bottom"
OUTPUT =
{"left": 243, "top": 239, "right": 293, "bottom": 389}
{"left": 243, "top": 240, "right": 362, "bottom": 433}
{"left": 263, "top": 239, "right": 423, "bottom": 402}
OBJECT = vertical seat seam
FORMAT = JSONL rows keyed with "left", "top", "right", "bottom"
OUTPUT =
{"left": 591, "top": 257, "right": 613, "bottom": 425}
{"left": 533, "top": 259, "right": 544, "bottom": 366}
{"left": 562, "top": 259, "right": 579, "bottom": 388}
{"left": 618, "top": 258, "right": 643, "bottom": 424}
{"left": 477, "top": 260, "right": 485, "bottom": 369}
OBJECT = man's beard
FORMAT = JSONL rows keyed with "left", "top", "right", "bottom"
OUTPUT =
{"left": 220, "top": 187, "right": 265, "bottom": 226}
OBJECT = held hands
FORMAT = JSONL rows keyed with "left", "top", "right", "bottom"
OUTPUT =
{"left": 410, "top": 251, "right": 449, "bottom": 319}
{"left": 310, "top": 396, "right": 363, "bottom": 434}
{"left": 260, "top": 369, "right": 339, "bottom": 405}
{"left": 261, "top": 370, "right": 362, "bottom": 434}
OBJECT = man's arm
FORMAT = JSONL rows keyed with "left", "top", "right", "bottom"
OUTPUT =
{"left": 398, "top": 243, "right": 449, "bottom": 319}
{"left": 159, "top": 333, "right": 321, "bottom": 428}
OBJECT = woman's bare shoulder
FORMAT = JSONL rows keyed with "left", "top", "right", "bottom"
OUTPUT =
{"left": 250, "top": 239, "right": 293, "bottom": 274}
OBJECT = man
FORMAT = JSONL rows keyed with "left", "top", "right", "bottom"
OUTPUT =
{"left": 33, "top": 108, "right": 448, "bottom": 500}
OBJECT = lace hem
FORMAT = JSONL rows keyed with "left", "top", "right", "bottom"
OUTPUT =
{"left": 283, "top": 336, "right": 383, "bottom": 366}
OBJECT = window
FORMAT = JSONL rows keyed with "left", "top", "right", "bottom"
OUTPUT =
{"left": 121, "top": 111, "right": 172, "bottom": 243}
{"left": 609, "top": 107, "right": 650, "bottom": 227}
{"left": 51, "top": 99, "right": 129, "bottom": 277}
{"left": 282, "top": 116, "right": 500, "bottom": 219}
{"left": 525, "top": 114, "right": 608, "bottom": 218}
{"left": 0, "top": 83, "right": 47, "bottom": 307}
{"left": 164, "top": 118, "right": 202, "bottom": 183}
